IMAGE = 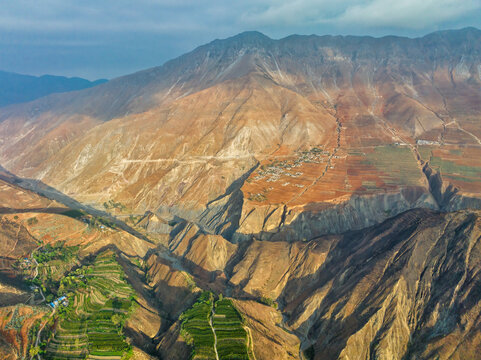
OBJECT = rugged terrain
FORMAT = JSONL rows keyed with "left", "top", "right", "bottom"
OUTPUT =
{"left": 1, "top": 173, "right": 480, "bottom": 359}
{"left": 0, "top": 28, "right": 481, "bottom": 359}
{"left": 1, "top": 28, "right": 481, "bottom": 241}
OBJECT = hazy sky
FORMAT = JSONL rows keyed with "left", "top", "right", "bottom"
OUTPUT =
{"left": 1, "top": 0, "right": 480, "bottom": 80}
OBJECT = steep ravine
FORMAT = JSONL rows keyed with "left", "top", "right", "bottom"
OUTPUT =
{"left": 150, "top": 208, "right": 481, "bottom": 360}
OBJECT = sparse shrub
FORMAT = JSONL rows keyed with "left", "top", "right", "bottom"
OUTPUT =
{"left": 27, "top": 217, "right": 39, "bottom": 225}
{"left": 259, "top": 296, "right": 277, "bottom": 308}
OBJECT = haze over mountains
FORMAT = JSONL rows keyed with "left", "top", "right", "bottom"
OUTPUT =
{"left": 0, "top": 71, "right": 107, "bottom": 107}
{"left": 1, "top": 27, "right": 481, "bottom": 360}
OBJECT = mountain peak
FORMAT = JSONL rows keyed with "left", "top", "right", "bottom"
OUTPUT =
{"left": 208, "top": 30, "right": 272, "bottom": 50}
{"left": 230, "top": 30, "right": 271, "bottom": 41}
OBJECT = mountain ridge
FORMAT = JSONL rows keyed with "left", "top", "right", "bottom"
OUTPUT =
{"left": 0, "top": 70, "right": 107, "bottom": 108}
{"left": 0, "top": 27, "right": 481, "bottom": 240}
{"left": 1, "top": 27, "right": 481, "bottom": 360}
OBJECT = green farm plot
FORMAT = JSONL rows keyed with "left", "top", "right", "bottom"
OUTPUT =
{"left": 180, "top": 294, "right": 250, "bottom": 360}
{"left": 363, "top": 145, "right": 422, "bottom": 186}
{"left": 180, "top": 292, "right": 217, "bottom": 359}
{"left": 213, "top": 299, "right": 249, "bottom": 360}
{"left": 45, "top": 251, "right": 135, "bottom": 360}
{"left": 33, "top": 242, "right": 80, "bottom": 286}
{"left": 430, "top": 156, "right": 481, "bottom": 183}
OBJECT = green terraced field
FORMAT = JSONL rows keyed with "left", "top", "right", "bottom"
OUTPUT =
{"left": 181, "top": 294, "right": 250, "bottom": 360}
{"left": 213, "top": 299, "right": 249, "bottom": 360}
{"left": 180, "top": 292, "right": 217, "bottom": 359}
{"left": 45, "top": 251, "right": 135, "bottom": 360}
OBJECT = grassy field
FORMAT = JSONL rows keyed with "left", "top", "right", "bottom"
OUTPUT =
{"left": 45, "top": 251, "right": 135, "bottom": 360}
{"left": 180, "top": 293, "right": 250, "bottom": 360}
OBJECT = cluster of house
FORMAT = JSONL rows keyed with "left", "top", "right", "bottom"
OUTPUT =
{"left": 21, "top": 257, "right": 32, "bottom": 268}
{"left": 416, "top": 139, "right": 440, "bottom": 146}
{"left": 49, "top": 295, "right": 69, "bottom": 309}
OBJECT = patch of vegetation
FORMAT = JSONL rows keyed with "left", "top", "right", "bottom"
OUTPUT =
{"left": 103, "top": 200, "right": 127, "bottom": 212}
{"left": 180, "top": 293, "right": 249, "bottom": 360}
{"left": 180, "top": 292, "right": 216, "bottom": 359}
{"left": 128, "top": 214, "right": 141, "bottom": 225}
{"left": 33, "top": 242, "right": 79, "bottom": 264}
{"left": 430, "top": 156, "right": 481, "bottom": 182}
{"left": 28, "top": 242, "right": 80, "bottom": 298}
{"left": 259, "top": 296, "right": 278, "bottom": 309}
{"left": 27, "top": 216, "right": 39, "bottom": 226}
{"left": 363, "top": 145, "right": 421, "bottom": 186}
{"left": 213, "top": 299, "right": 249, "bottom": 360}
{"left": 89, "top": 216, "right": 117, "bottom": 230}
{"left": 181, "top": 271, "right": 197, "bottom": 291}
{"left": 44, "top": 251, "right": 135, "bottom": 360}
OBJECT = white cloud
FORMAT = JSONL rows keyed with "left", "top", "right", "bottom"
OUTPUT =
{"left": 240, "top": 0, "right": 481, "bottom": 30}
{"left": 332, "top": 0, "right": 481, "bottom": 29}
{"left": 0, "top": 0, "right": 479, "bottom": 34}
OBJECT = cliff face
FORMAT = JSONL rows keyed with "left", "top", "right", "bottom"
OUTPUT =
{"left": 1, "top": 29, "right": 481, "bottom": 240}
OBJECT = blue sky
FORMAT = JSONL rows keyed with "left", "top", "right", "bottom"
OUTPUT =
{"left": 1, "top": 0, "right": 480, "bottom": 80}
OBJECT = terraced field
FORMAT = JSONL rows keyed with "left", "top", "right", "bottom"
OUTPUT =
{"left": 363, "top": 145, "right": 422, "bottom": 187}
{"left": 213, "top": 299, "right": 249, "bottom": 360}
{"left": 33, "top": 242, "right": 80, "bottom": 285}
{"left": 180, "top": 292, "right": 217, "bottom": 359}
{"left": 180, "top": 293, "right": 250, "bottom": 360}
{"left": 45, "top": 251, "right": 135, "bottom": 360}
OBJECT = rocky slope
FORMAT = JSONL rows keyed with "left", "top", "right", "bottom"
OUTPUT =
{"left": 155, "top": 208, "right": 481, "bottom": 359}
{"left": 1, "top": 157, "right": 480, "bottom": 359}
{"left": 1, "top": 28, "right": 481, "bottom": 359}
{"left": 0, "top": 28, "right": 481, "bottom": 241}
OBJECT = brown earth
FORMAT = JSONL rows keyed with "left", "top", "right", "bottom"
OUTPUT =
{"left": 0, "top": 29, "right": 480, "bottom": 241}
{"left": 1, "top": 29, "right": 481, "bottom": 360}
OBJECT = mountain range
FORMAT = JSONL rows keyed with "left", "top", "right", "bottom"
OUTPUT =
{"left": 0, "top": 27, "right": 481, "bottom": 360}
{"left": 0, "top": 71, "right": 107, "bottom": 107}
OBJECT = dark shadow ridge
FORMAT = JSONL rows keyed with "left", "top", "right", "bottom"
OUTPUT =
{"left": 271, "top": 209, "right": 480, "bottom": 359}
{"left": 0, "top": 169, "right": 153, "bottom": 244}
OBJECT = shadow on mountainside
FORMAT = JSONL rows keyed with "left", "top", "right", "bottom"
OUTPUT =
{"left": 275, "top": 209, "right": 481, "bottom": 359}
{"left": 0, "top": 166, "right": 152, "bottom": 244}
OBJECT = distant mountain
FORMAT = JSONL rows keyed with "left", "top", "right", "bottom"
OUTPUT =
{"left": 0, "top": 71, "right": 107, "bottom": 107}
